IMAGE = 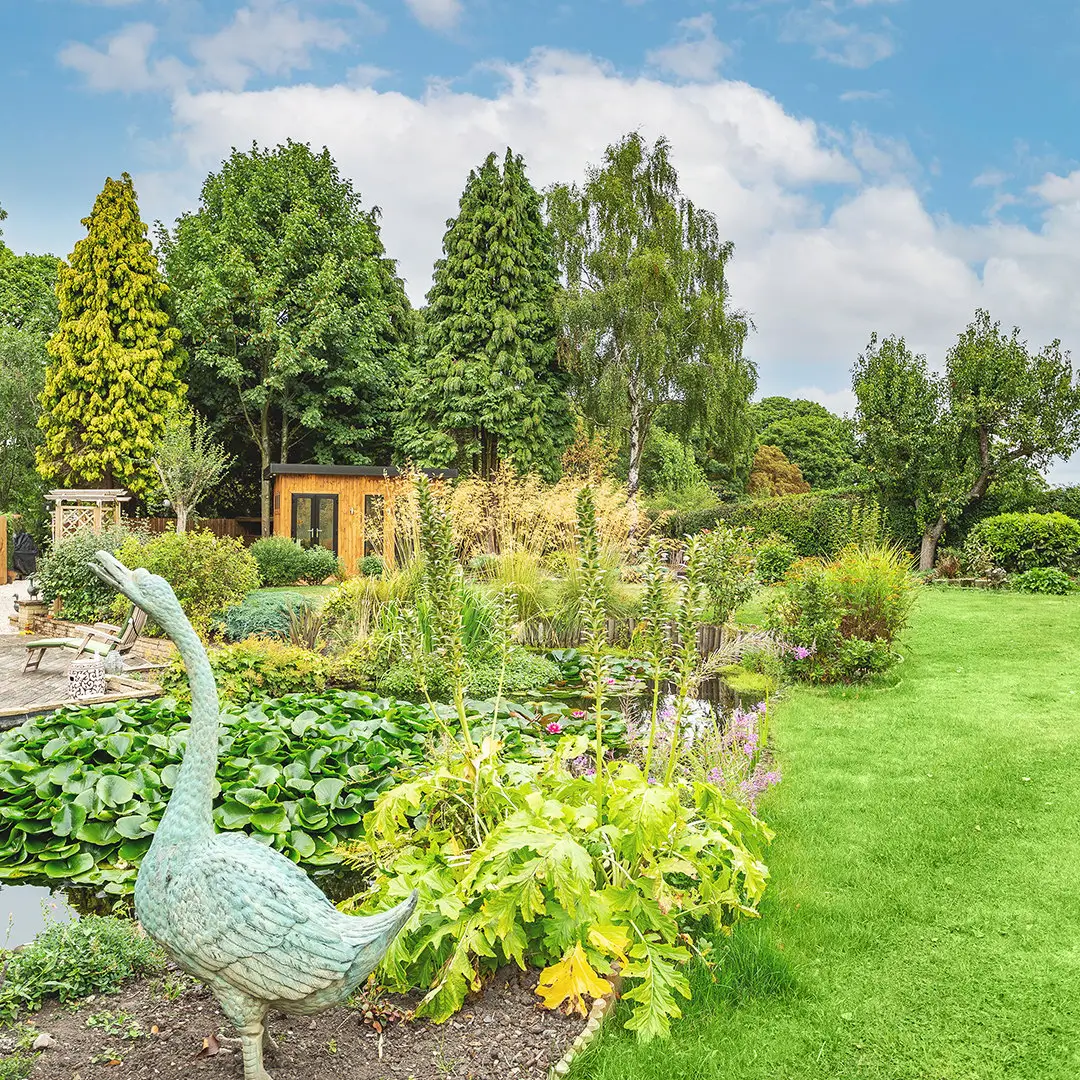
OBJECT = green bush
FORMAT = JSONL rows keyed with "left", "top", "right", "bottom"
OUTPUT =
{"left": 966, "top": 512, "right": 1080, "bottom": 572}
{"left": 662, "top": 489, "right": 879, "bottom": 557}
{"left": 768, "top": 544, "right": 916, "bottom": 683}
{"left": 251, "top": 537, "right": 338, "bottom": 586}
{"left": 1011, "top": 567, "right": 1074, "bottom": 595}
{"left": 0, "top": 916, "right": 164, "bottom": 1021}
{"left": 464, "top": 651, "right": 561, "bottom": 700}
{"left": 754, "top": 535, "right": 798, "bottom": 585}
{"left": 357, "top": 554, "right": 385, "bottom": 578}
{"left": 304, "top": 545, "right": 341, "bottom": 583}
{"left": 217, "top": 592, "right": 314, "bottom": 642}
{"left": 113, "top": 530, "right": 259, "bottom": 636}
{"left": 35, "top": 524, "right": 133, "bottom": 620}
{"left": 162, "top": 638, "right": 330, "bottom": 704}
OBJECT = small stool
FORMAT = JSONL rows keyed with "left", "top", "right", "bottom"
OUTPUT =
{"left": 69, "top": 657, "right": 107, "bottom": 700}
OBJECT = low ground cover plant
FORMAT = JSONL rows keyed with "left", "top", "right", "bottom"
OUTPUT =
{"left": 767, "top": 543, "right": 916, "bottom": 682}
{"left": 0, "top": 916, "right": 163, "bottom": 1021}
{"left": 216, "top": 591, "right": 317, "bottom": 643}
{"left": 1010, "top": 567, "right": 1074, "bottom": 594}
{"left": 965, "top": 511, "right": 1080, "bottom": 572}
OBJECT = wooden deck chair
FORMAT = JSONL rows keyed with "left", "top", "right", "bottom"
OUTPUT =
{"left": 23, "top": 607, "right": 149, "bottom": 674}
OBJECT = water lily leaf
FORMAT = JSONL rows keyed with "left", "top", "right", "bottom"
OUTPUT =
{"left": 249, "top": 764, "right": 281, "bottom": 789}
{"left": 288, "top": 830, "right": 316, "bottom": 859}
{"left": 51, "top": 802, "right": 88, "bottom": 838}
{"left": 42, "top": 737, "right": 68, "bottom": 760}
{"left": 76, "top": 820, "right": 119, "bottom": 845}
{"left": 231, "top": 787, "right": 275, "bottom": 810}
{"left": 105, "top": 733, "right": 134, "bottom": 759}
{"left": 97, "top": 774, "right": 135, "bottom": 807}
{"left": 313, "top": 778, "right": 345, "bottom": 806}
{"left": 44, "top": 852, "right": 95, "bottom": 877}
{"left": 217, "top": 801, "right": 252, "bottom": 829}
{"left": 250, "top": 807, "right": 289, "bottom": 834}
{"left": 114, "top": 815, "right": 150, "bottom": 839}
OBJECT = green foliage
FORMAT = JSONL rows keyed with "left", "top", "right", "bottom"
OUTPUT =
{"left": 1010, "top": 567, "right": 1074, "bottom": 594}
{"left": 696, "top": 524, "right": 757, "bottom": 625}
{"left": 36, "top": 524, "right": 133, "bottom": 621}
{"left": 0, "top": 327, "right": 47, "bottom": 522}
{"left": 854, "top": 312, "right": 1080, "bottom": 567}
{"left": 0, "top": 916, "right": 164, "bottom": 1021}
{"left": 150, "top": 411, "right": 232, "bottom": 532}
{"left": 547, "top": 132, "right": 755, "bottom": 495}
{"left": 965, "top": 512, "right": 1080, "bottom": 572}
{"left": 347, "top": 741, "right": 771, "bottom": 1040}
{"left": 768, "top": 545, "right": 916, "bottom": 683}
{"left": 0, "top": 242, "right": 59, "bottom": 336}
{"left": 357, "top": 554, "right": 385, "bottom": 578}
{"left": 161, "top": 140, "right": 410, "bottom": 529}
{"left": 0, "top": 1053, "right": 33, "bottom": 1080}
{"left": 252, "top": 537, "right": 309, "bottom": 586}
{"left": 751, "top": 397, "right": 857, "bottom": 489}
{"left": 400, "top": 149, "right": 573, "bottom": 479}
{"left": 303, "top": 545, "right": 341, "bottom": 583}
{"left": 753, "top": 535, "right": 798, "bottom": 585}
{"left": 162, "top": 638, "right": 329, "bottom": 703}
{"left": 114, "top": 530, "right": 259, "bottom": 635}
{"left": 38, "top": 173, "right": 184, "bottom": 495}
{"left": 217, "top": 591, "right": 315, "bottom": 642}
{"left": 663, "top": 489, "right": 875, "bottom": 557}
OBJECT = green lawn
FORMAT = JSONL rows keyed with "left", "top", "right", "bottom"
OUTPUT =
{"left": 577, "top": 588, "right": 1080, "bottom": 1079}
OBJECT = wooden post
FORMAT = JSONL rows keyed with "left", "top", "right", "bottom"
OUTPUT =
{"left": 93, "top": 503, "right": 102, "bottom": 534}
{"left": 53, "top": 500, "right": 63, "bottom": 546}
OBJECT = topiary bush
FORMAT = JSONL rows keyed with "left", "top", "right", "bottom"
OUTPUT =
{"left": 754, "top": 534, "right": 798, "bottom": 585}
{"left": 35, "top": 524, "right": 134, "bottom": 621}
{"left": 114, "top": 529, "right": 259, "bottom": 636}
{"left": 357, "top": 554, "right": 385, "bottom": 578}
{"left": 965, "top": 512, "right": 1080, "bottom": 572}
{"left": 251, "top": 537, "right": 310, "bottom": 586}
{"left": 1010, "top": 567, "right": 1074, "bottom": 595}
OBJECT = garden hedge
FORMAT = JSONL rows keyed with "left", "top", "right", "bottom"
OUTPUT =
{"left": 965, "top": 512, "right": 1080, "bottom": 572}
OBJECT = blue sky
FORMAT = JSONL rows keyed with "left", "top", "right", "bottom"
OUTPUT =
{"left": 4, "top": 0, "right": 1080, "bottom": 475}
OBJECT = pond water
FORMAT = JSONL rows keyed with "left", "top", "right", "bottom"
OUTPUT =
{"left": 1, "top": 883, "right": 78, "bottom": 949}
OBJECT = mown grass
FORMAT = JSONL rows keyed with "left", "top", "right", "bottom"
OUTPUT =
{"left": 576, "top": 587, "right": 1080, "bottom": 1079}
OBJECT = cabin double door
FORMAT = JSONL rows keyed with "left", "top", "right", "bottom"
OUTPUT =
{"left": 292, "top": 494, "right": 338, "bottom": 554}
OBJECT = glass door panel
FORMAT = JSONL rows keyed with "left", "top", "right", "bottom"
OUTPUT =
{"left": 292, "top": 494, "right": 338, "bottom": 554}
{"left": 293, "top": 496, "right": 314, "bottom": 548}
{"left": 363, "top": 494, "right": 385, "bottom": 557}
{"left": 317, "top": 497, "right": 337, "bottom": 552}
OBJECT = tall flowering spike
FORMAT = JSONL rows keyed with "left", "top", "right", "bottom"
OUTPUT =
{"left": 38, "top": 173, "right": 185, "bottom": 494}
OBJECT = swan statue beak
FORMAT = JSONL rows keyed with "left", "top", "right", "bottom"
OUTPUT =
{"left": 89, "top": 550, "right": 141, "bottom": 607}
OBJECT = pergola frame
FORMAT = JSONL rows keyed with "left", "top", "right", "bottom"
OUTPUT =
{"left": 44, "top": 489, "right": 131, "bottom": 545}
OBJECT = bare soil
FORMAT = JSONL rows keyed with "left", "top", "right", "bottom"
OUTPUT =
{"left": 17, "top": 965, "right": 580, "bottom": 1080}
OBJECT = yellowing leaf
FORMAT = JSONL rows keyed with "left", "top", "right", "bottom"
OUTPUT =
{"left": 588, "top": 923, "right": 630, "bottom": 964}
{"left": 536, "top": 942, "right": 612, "bottom": 1017}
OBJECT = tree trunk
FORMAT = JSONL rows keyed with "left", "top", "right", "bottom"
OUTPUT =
{"left": 626, "top": 392, "right": 646, "bottom": 497}
{"left": 260, "top": 403, "right": 272, "bottom": 537}
{"left": 919, "top": 516, "right": 947, "bottom": 571}
{"left": 175, "top": 504, "right": 189, "bottom": 534}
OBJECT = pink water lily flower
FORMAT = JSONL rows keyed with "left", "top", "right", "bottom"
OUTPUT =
{"left": 571, "top": 710, "right": 586, "bottom": 718}
{"left": 546, "top": 722, "right": 563, "bottom": 734}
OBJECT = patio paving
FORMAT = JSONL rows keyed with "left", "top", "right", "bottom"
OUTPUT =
{"left": 0, "top": 634, "right": 160, "bottom": 729}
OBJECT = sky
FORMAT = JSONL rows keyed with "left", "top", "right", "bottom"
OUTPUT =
{"left": 3, "top": 0, "right": 1080, "bottom": 477}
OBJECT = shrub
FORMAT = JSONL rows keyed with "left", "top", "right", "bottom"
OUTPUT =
{"left": 1011, "top": 567, "right": 1074, "bottom": 595}
{"left": 767, "top": 544, "right": 916, "bottom": 683}
{"left": 464, "top": 650, "right": 561, "bottom": 700}
{"left": 966, "top": 512, "right": 1080, "bottom": 572}
{"left": 218, "top": 591, "right": 314, "bottom": 642}
{"left": 303, "top": 544, "right": 341, "bottom": 583}
{"left": 251, "top": 537, "right": 309, "bottom": 586}
{"left": 696, "top": 525, "right": 757, "bottom": 625}
{"left": 754, "top": 535, "right": 798, "bottom": 585}
{"left": 0, "top": 916, "right": 164, "bottom": 1021}
{"left": 35, "top": 524, "right": 133, "bottom": 620}
{"left": 162, "top": 638, "right": 329, "bottom": 704}
{"left": 662, "top": 489, "right": 879, "bottom": 558}
{"left": 357, "top": 554, "right": 385, "bottom": 578}
{"left": 113, "top": 529, "right": 259, "bottom": 635}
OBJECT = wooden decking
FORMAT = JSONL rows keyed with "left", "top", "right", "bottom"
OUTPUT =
{"left": 0, "top": 635, "right": 161, "bottom": 729}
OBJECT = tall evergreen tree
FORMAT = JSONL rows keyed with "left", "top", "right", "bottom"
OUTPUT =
{"left": 400, "top": 149, "right": 574, "bottom": 480}
{"left": 37, "top": 174, "right": 185, "bottom": 495}
{"left": 161, "top": 141, "right": 409, "bottom": 533}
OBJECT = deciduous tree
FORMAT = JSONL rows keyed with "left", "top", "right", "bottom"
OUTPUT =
{"left": 751, "top": 396, "right": 856, "bottom": 489}
{"left": 748, "top": 444, "right": 811, "bottom": 496}
{"left": 160, "top": 141, "right": 409, "bottom": 533}
{"left": 853, "top": 310, "right": 1080, "bottom": 569}
{"left": 152, "top": 412, "right": 233, "bottom": 533}
{"left": 400, "top": 150, "right": 573, "bottom": 479}
{"left": 0, "top": 327, "right": 47, "bottom": 521}
{"left": 37, "top": 174, "right": 185, "bottom": 495}
{"left": 547, "top": 132, "right": 754, "bottom": 496}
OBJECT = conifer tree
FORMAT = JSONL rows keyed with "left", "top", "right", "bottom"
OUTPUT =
{"left": 38, "top": 174, "right": 184, "bottom": 495}
{"left": 400, "top": 149, "right": 574, "bottom": 480}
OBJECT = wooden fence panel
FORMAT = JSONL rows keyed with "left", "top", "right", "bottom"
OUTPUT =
{"left": 128, "top": 517, "right": 260, "bottom": 545}
{"left": 518, "top": 616, "right": 731, "bottom": 656}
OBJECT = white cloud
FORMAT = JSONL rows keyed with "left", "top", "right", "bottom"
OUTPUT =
{"left": 58, "top": 23, "right": 189, "bottom": 93}
{"left": 347, "top": 64, "right": 392, "bottom": 87}
{"left": 189, "top": 0, "right": 350, "bottom": 92}
{"left": 972, "top": 168, "right": 1009, "bottom": 188}
{"left": 646, "top": 14, "right": 731, "bottom": 82}
{"left": 782, "top": 3, "right": 897, "bottom": 68}
{"left": 115, "top": 47, "right": 1080, "bottom": 466}
{"left": 404, "top": 0, "right": 464, "bottom": 32}
{"left": 839, "top": 88, "right": 889, "bottom": 102}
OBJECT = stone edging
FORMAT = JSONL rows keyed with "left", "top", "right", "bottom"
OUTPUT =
{"left": 548, "top": 966, "right": 621, "bottom": 1078}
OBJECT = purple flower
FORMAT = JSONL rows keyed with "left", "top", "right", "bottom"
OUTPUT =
{"left": 793, "top": 645, "right": 811, "bottom": 660}
{"left": 546, "top": 722, "right": 563, "bottom": 735}
{"left": 571, "top": 710, "right": 586, "bottom": 718}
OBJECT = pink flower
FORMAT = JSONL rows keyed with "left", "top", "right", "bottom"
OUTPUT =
{"left": 571, "top": 710, "right": 586, "bottom": 718}
{"left": 546, "top": 722, "right": 563, "bottom": 734}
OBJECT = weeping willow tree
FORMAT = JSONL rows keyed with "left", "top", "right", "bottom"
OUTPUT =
{"left": 546, "top": 132, "right": 755, "bottom": 495}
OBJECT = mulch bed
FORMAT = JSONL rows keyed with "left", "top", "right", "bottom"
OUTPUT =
{"left": 18, "top": 965, "right": 581, "bottom": 1080}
